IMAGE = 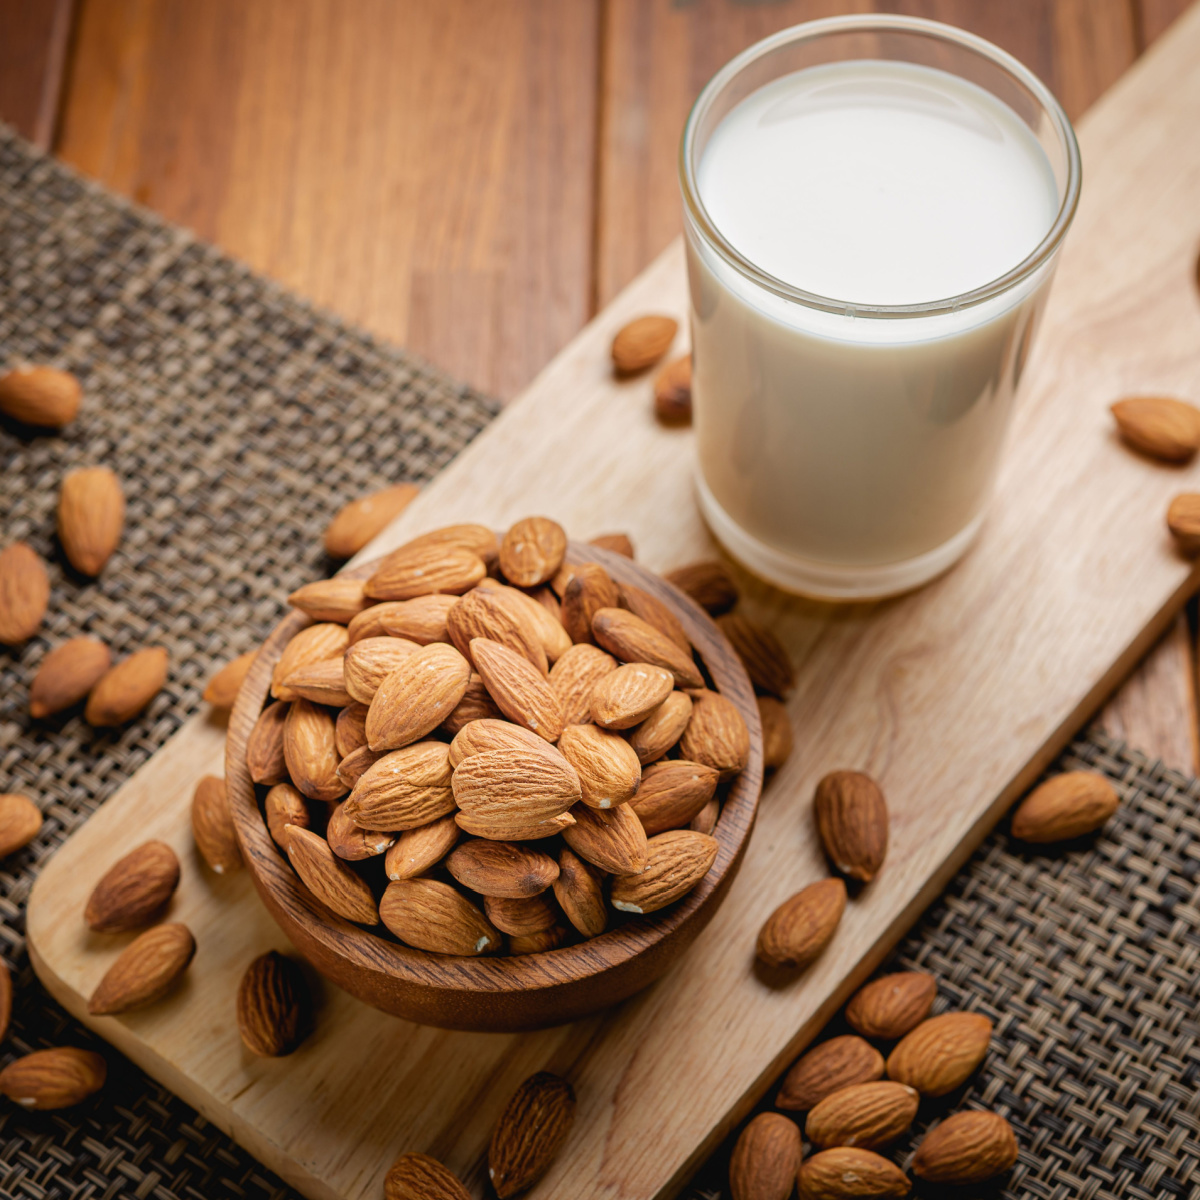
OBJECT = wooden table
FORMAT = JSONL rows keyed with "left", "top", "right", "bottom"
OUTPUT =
{"left": 1, "top": 0, "right": 1196, "bottom": 767}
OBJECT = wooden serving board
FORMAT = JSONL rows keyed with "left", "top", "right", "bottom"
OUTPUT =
{"left": 26, "top": 8, "right": 1200, "bottom": 1199}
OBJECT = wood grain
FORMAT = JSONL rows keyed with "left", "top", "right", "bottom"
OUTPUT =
{"left": 27, "top": 8, "right": 1200, "bottom": 1196}
{"left": 0, "top": 0, "right": 75, "bottom": 148}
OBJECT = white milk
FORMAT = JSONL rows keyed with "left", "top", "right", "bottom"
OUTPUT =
{"left": 687, "top": 59, "right": 1062, "bottom": 597}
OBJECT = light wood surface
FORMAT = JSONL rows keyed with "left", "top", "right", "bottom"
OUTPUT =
{"left": 27, "top": 6, "right": 1200, "bottom": 1196}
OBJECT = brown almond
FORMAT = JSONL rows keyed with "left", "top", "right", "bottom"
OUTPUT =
{"left": 886, "top": 1011, "right": 993, "bottom": 1096}
{"left": 665, "top": 560, "right": 738, "bottom": 615}
{"left": 591, "top": 662, "right": 675, "bottom": 729}
{"left": 380, "top": 877, "right": 500, "bottom": 955}
{"left": 912, "top": 1110, "right": 1018, "bottom": 1185}
{"left": 84, "top": 839, "right": 180, "bottom": 932}
{"left": 326, "top": 801, "right": 395, "bottom": 861}
{"left": 846, "top": 973, "right": 937, "bottom": 1040}
{"left": 384, "top": 814, "right": 460, "bottom": 880}
{"left": 589, "top": 532, "right": 634, "bottom": 558}
{"left": 247, "top": 702, "right": 291, "bottom": 785}
{"left": 346, "top": 602, "right": 400, "bottom": 644}
{"left": 191, "top": 775, "right": 242, "bottom": 874}
{"left": 0, "top": 792, "right": 43, "bottom": 858}
{"left": 618, "top": 581, "right": 691, "bottom": 652}
{"left": 485, "top": 583, "right": 572, "bottom": 663}
{"left": 1111, "top": 395, "right": 1200, "bottom": 461}
{"left": 365, "top": 642, "right": 472, "bottom": 750}
{"left": 84, "top": 646, "right": 168, "bottom": 726}
{"left": 610, "top": 829, "right": 717, "bottom": 914}
{"left": 288, "top": 577, "right": 372, "bottom": 624}
{"left": 343, "top": 635, "right": 421, "bottom": 703}
{"left": 1010, "top": 770, "right": 1119, "bottom": 842}
{"left": 499, "top": 516, "right": 568, "bottom": 587}
{"left": 628, "top": 691, "right": 693, "bottom": 765}
{"left": 729, "top": 1112, "right": 803, "bottom": 1200}
{"left": 448, "top": 717, "right": 550, "bottom": 768}
{"left": 283, "top": 699, "right": 346, "bottom": 801}
{"left": 440, "top": 672, "right": 504, "bottom": 734}
{"left": 0, "top": 365, "right": 82, "bottom": 427}
{"left": 471, "top": 637, "right": 565, "bottom": 741}
{"left": 452, "top": 747, "right": 581, "bottom": 840}
{"left": 508, "top": 923, "right": 569, "bottom": 954}
{"left": 285, "top": 825, "right": 378, "bottom": 924}
{"left": 446, "top": 840, "right": 559, "bottom": 898}
{"left": 690, "top": 797, "right": 719, "bottom": 835}
{"left": 365, "top": 542, "right": 487, "bottom": 601}
{"left": 814, "top": 771, "right": 888, "bottom": 883}
{"left": 0, "top": 541, "right": 49, "bottom": 645}
{"left": 447, "top": 588, "right": 547, "bottom": 673}
{"left": 553, "top": 846, "right": 607, "bottom": 938}
{"left": 653, "top": 353, "right": 692, "bottom": 423}
{"left": 323, "top": 482, "right": 421, "bottom": 559}
{"left": 777, "top": 1036, "right": 885, "bottom": 1111}
{"left": 0, "top": 1047, "right": 106, "bottom": 1110}
{"left": 271, "top": 622, "right": 348, "bottom": 699}
{"left": 798, "top": 1148, "right": 910, "bottom": 1199}
{"left": 629, "top": 759, "right": 719, "bottom": 836}
{"left": 612, "top": 314, "right": 677, "bottom": 373}
{"left": 264, "top": 783, "right": 309, "bottom": 849}
{"left": 806, "top": 1081, "right": 919, "bottom": 1151}
{"left": 757, "top": 877, "right": 846, "bottom": 970}
{"left": 384, "top": 1151, "right": 471, "bottom": 1200}
{"left": 484, "top": 891, "right": 559, "bottom": 936}
{"left": 679, "top": 689, "right": 751, "bottom": 778}
{"left": 279, "top": 658, "right": 354, "bottom": 708}
{"left": 88, "top": 922, "right": 196, "bottom": 1015}
{"left": 31, "top": 637, "right": 111, "bottom": 717}
{"left": 392, "top": 523, "right": 499, "bottom": 563}
{"left": 376, "top": 593, "right": 459, "bottom": 644}
{"left": 758, "top": 696, "right": 794, "bottom": 770}
{"left": 718, "top": 612, "right": 794, "bottom": 698}
{"left": 549, "top": 643, "right": 618, "bottom": 725}
{"left": 202, "top": 649, "right": 256, "bottom": 709}
{"left": 58, "top": 466, "right": 124, "bottom": 575}
{"left": 1167, "top": 492, "right": 1200, "bottom": 553}
{"left": 335, "top": 701, "right": 369, "bottom": 756}
{"left": 560, "top": 562, "right": 621, "bottom": 644}
{"left": 488, "top": 1071, "right": 576, "bottom": 1199}
{"left": 336, "top": 744, "right": 382, "bottom": 788}
{"left": 236, "top": 950, "right": 310, "bottom": 1057}
{"left": 344, "top": 741, "right": 454, "bottom": 830}
{"left": 592, "top": 607, "right": 703, "bottom": 688}
{"left": 561, "top": 800, "right": 647, "bottom": 876}
{"left": 557, "top": 723, "right": 641, "bottom": 810}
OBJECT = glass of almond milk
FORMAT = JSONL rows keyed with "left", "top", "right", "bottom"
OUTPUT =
{"left": 681, "top": 16, "right": 1080, "bottom": 600}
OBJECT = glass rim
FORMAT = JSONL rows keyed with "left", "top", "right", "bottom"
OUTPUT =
{"left": 679, "top": 14, "right": 1082, "bottom": 319}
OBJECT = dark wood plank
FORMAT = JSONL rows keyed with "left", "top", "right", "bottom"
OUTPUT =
{"left": 0, "top": 0, "right": 75, "bottom": 148}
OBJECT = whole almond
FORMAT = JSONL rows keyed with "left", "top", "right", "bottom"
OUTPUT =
{"left": 618, "top": 582, "right": 691, "bottom": 652}
{"left": 88, "top": 922, "right": 196, "bottom": 1015}
{"left": 886, "top": 1011, "right": 993, "bottom": 1096}
{"left": 453, "top": 747, "right": 581, "bottom": 840}
{"left": 488, "top": 1071, "right": 576, "bottom": 1199}
{"left": 247, "top": 702, "right": 290, "bottom": 785}
{"left": 283, "top": 699, "right": 346, "bottom": 801}
{"left": 365, "top": 642, "right": 472, "bottom": 750}
{"left": 557, "top": 723, "right": 641, "bottom": 809}
{"left": 278, "top": 658, "right": 353, "bottom": 708}
{"left": 653, "top": 353, "right": 692, "bottom": 423}
{"left": 679, "top": 689, "right": 751, "bottom": 778}
{"left": 448, "top": 588, "right": 547, "bottom": 673}
{"left": 612, "top": 314, "right": 677, "bottom": 373}
{"left": 1167, "top": 493, "right": 1200, "bottom": 553}
{"left": 448, "top": 717, "right": 550, "bottom": 767}
{"left": 591, "top": 662, "right": 674, "bottom": 729}
{"left": 806, "top": 1081, "right": 919, "bottom": 1150}
{"left": 384, "top": 1151, "right": 471, "bottom": 1200}
{"left": 58, "top": 466, "right": 124, "bottom": 575}
{"left": 664, "top": 560, "right": 738, "bottom": 615}
{"left": 30, "top": 637, "right": 111, "bottom": 717}
{"left": 0, "top": 1047, "right": 106, "bottom": 1110}
{"left": 1010, "top": 770, "right": 1118, "bottom": 842}
{"left": 484, "top": 892, "right": 559, "bottom": 936}
{"left": 272, "top": 623, "right": 348, "bottom": 699}
{"left": 343, "top": 635, "right": 420, "bottom": 703}
{"left": 323, "top": 482, "right": 421, "bottom": 559}
{"left": 550, "top": 643, "right": 618, "bottom": 725}
{"left": 344, "top": 741, "right": 453, "bottom": 830}
{"left": 336, "top": 744, "right": 383, "bottom": 788}
{"left": 326, "top": 801, "right": 394, "bottom": 860}
{"left": 777, "top": 1036, "right": 885, "bottom": 1111}
{"left": 377, "top": 593, "right": 459, "bottom": 644}
{"left": 592, "top": 607, "right": 703, "bottom": 688}
{"left": 335, "top": 701, "right": 370, "bottom": 756}
{"left": 553, "top": 846, "right": 607, "bottom": 938}
{"left": 729, "top": 1112, "right": 803, "bottom": 1200}
{"left": 380, "top": 877, "right": 500, "bottom": 955}
{"left": 288, "top": 577, "right": 372, "bottom": 624}
{"left": 385, "top": 814, "right": 460, "bottom": 880}
{"left": 610, "top": 829, "right": 717, "bottom": 914}
{"left": 0, "top": 793, "right": 42, "bottom": 858}
{"left": 508, "top": 923, "right": 569, "bottom": 954}
{"left": 629, "top": 759, "right": 719, "bottom": 835}
{"left": 0, "top": 541, "right": 49, "bottom": 645}
{"left": 757, "top": 877, "right": 846, "bottom": 970}
{"left": 758, "top": 696, "right": 794, "bottom": 770}
{"left": 202, "top": 649, "right": 257, "bottom": 708}
{"left": 471, "top": 637, "right": 565, "bottom": 741}
{"left": 446, "top": 840, "right": 559, "bottom": 898}
{"left": 589, "top": 532, "right": 634, "bottom": 558}
{"left": 84, "top": 646, "right": 169, "bottom": 726}
{"left": 347, "top": 602, "right": 400, "bottom": 644}
{"left": 563, "top": 801, "right": 647, "bottom": 876}
{"left": 392, "top": 523, "right": 499, "bottom": 563}
{"left": 237, "top": 950, "right": 310, "bottom": 1057}
{"left": 717, "top": 612, "right": 794, "bottom": 698}
{"left": 499, "top": 516, "right": 568, "bottom": 587}
{"left": 0, "top": 365, "right": 82, "bottom": 427}
{"left": 440, "top": 672, "right": 504, "bottom": 734}
{"left": 1111, "top": 395, "right": 1200, "bottom": 461}
{"left": 264, "top": 783, "right": 309, "bottom": 849}
{"left": 690, "top": 796, "right": 719, "bottom": 835}
{"left": 285, "top": 825, "right": 378, "bottom": 924}
{"left": 84, "top": 839, "right": 180, "bottom": 932}
{"left": 485, "top": 583, "right": 572, "bottom": 663}
{"left": 560, "top": 562, "right": 621, "bottom": 644}
{"left": 912, "top": 1110, "right": 1018, "bottom": 1184}
{"left": 846, "top": 972, "right": 937, "bottom": 1040}
{"left": 798, "top": 1148, "right": 910, "bottom": 1199}
{"left": 814, "top": 770, "right": 888, "bottom": 883}
{"left": 365, "top": 543, "right": 487, "bottom": 601}
{"left": 628, "top": 691, "right": 693, "bottom": 765}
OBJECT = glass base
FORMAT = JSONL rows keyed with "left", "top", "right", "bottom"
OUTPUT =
{"left": 694, "top": 471, "right": 985, "bottom": 602}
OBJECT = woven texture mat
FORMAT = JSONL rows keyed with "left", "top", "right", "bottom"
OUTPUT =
{"left": 1, "top": 126, "right": 1198, "bottom": 1200}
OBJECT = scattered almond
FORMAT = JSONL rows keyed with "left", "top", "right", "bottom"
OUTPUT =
{"left": 563, "top": 801, "right": 647, "bottom": 876}
{"left": 1010, "top": 770, "right": 1119, "bottom": 842}
{"left": 499, "top": 516, "right": 568, "bottom": 587}
{"left": 384, "top": 1151, "right": 472, "bottom": 1200}
{"left": 488, "top": 1071, "right": 576, "bottom": 1198}
{"left": 717, "top": 612, "right": 794, "bottom": 698}
{"left": 798, "top": 1147, "right": 910, "bottom": 1199}
{"left": 365, "top": 642, "right": 471, "bottom": 750}
{"left": 654, "top": 354, "right": 692, "bottom": 423}
{"left": 776, "top": 1035, "right": 885, "bottom": 1111}
{"left": 202, "top": 649, "right": 257, "bottom": 708}
{"left": 84, "top": 646, "right": 168, "bottom": 726}
{"left": 323, "top": 482, "right": 421, "bottom": 559}
{"left": 591, "top": 662, "right": 675, "bottom": 729}
{"left": 757, "top": 877, "right": 846, "bottom": 970}
{"left": 664, "top": 559, "right": 738, "bottom": 615}
{"left": 911, "top": 1110, "right": 1018, "bottom": 1184}
{"left": 0, "top": 792, "right": 42, "bottom": 859}
{"left": 886, "top": 1011, "right": 993, "bottom": 1096}
{"left": 1167, "top": 492, "right": 1200, "bottom": 553}
{"left": 679, "top": 689, "right": 751, "bottom": 778}
{"left": 58, "top": 466, "right": 124, "bottom": 575}
{"left": 557, "top": 723, "right": 641, "bottom": 809}
{"left": 0, "top": 365, "right": 82, "bottom": 427}
{"left": 845, "top": 972, "right": 936, "bottom": 1040}
{"left": 0, "top": 541, "right": 49, "bottom": 645}
{"left": 380, "top": 878, "right": 500, "bottom": 955}
{"left": 88, "top": 922, "right": 196, "bottom": 1015}
{"left": 611, "top": 830, "right": 718, "bottom": 914}
{"left": 0, "top": 1047, "right": 106, "bottom": 1110}
{"left": 236, "top": 949, "right": 310, "bottom": 1057}
{"left": 385, "top": 814, "right": 461, "bottom": 880}
{"left": 1111, "top": 395, "right": 1200, "bottom": 461}
{"left": 288, "top": 576, "right": 372, "bottom": 624}
{"left": 247, "top": 701, "right": 291, "bottom": 785}
{"left": 264, "top": 783, "right": 309, "bottom": 849}
{"left": 806, "top": 1081, "right": 919, "bottom": 1150}
{"left": 84, "top": 840, "right": 180, "bottom": 932}
{"left": 553, "top": 846, "right": 607, "bottom": 938}
{"left": 612, "top": 315, "right": 677, "bottom": 374}
{"left": 814, "top": 770, "right": 888, "bottom": 883}
{"left": 729, "top": 1112, "right": 803, "bottom": 1200}
{"left": 285, "top": 825, "right": 378, "bottom": 924}
{"left": 30, "top": 637, "right": 111, "bottom": 717}
{"left": 629, "top": 758, "right": 718, "bottom": 835}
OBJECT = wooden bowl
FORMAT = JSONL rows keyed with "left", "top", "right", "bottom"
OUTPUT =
{"left": 225, "top": 543, "right": 763, "bottom": 1032}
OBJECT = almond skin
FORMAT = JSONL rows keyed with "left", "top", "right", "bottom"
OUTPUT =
{"left": 376, "top": 593, "right": 459, "bottom": 644}
{"left": 757, "top": 877, "right": 846, "bottom": 970}
{"left": 846, "top": 972, "right": 937, "bottom": 1040}
{"left": 562, "top": 801, "right": 647, "bottom": 876}
{"left": 237, "top": 950, "right": 310, "bottom": 1057}
{"left": 553, "top": 846, "right": 607, "bottom": 938}
{"left": 618, "top": 582, "right": 691, "bottom": 652}
{"left": 654, "top": 354, "right": 692, "bottom": 423}
{"left": 612, "top": 314, "right": 677, "bottom": 373}
{"left": 717, "top": 612, "right": 794, "bottom": 698}
{"left": 287, "top": 577, "right": 372, "bottom": 624}
{"left": 806, "top": 1081, "right": 919, "bottom": 1150}
{"left": 58, "top": 465, "right": 125, "bottom": 575}
{"left": 589, "top": 532, "right": 634, "bottom": 558}
{"left": 590, "top": 662, "right": 674, "bottom": 729}
{"left": 483, "top": 892, "right": 559, "bottom": 937}
{"left": 323, "top": 482, "right": 421, "bottom": 559}
{"left": 471, "top": 637, "right": 565, "bottom": 741}
{"left": 485, "top": 583, "right": 572, "bottom": 663}
{"left": 664, "top": 560, "right": 738, "bottom": 615}
{"left": 729, "top": 1112, "right": 803, "bottom": 1200}
{"left": 0, "top": 365, "right": 82, "bottom": 427}
{"left": 560, "top": 562, "right": 621, "bottom": 644}
{"left": 447, "top": 588, "right": 547, "bottom": 673}
{"left": 629, "top": 758, "right": 718, "bottom": 835}
{"left": 610, "top": 829, "right": 718, "bottom": 914}
{"left": 508, "top": 922, "right": 570, "bottom": 954}
{"left": 0, "top": 1047, "right": 106, "bottom": 1110}
{"left": 336, "top": 744, "right": 383, "bottom": 788}
{"left": 690, "top": 797, "right": 719, "bottom": 835}
{"left": 498, "top": 516, "right": 568, "bottom": 587}
{"left": 814, "top": 770, "right": 888, "bottom": 883}
{"left": 343, "top": 635, "right": 420, "bottom": 703}
{"left": 557, "top": 723, "right": 641, "bottom": 810}
{"left": 592, "top": 606, "right": 703, "bottom": 688}
{"left": 84, "top": 647, "right": 169, "bottom": 726}
{"left": 384, "top": 814, "right": 460, "bottom": 880}
{"left": 380, "top": 878, "right": 501, "bottom": 955}
{"left": 278, "top": 657, "right": 354, "bottom": 708}
{"left": 285, "top": 825, "right": 378, "bottom": 924}
{"left": 31, "top": 637, "right": 112, "bottom": 717}
{"left": 202, "top": 649, "right": 257, "bottom": 708}
{"left": 272, "top": 623, "right": 348, "bottom": 699}
{"left": 365, "top": 642, "right": 472, "bottom": 750}
{"left": 912, "top": 1110, "right": 1018, "bottom": 1184}
{"left": 384, "top": 1152, "right": 471, "bottom": 1200}
{"left": 448, "top": 717, "right": 550, "bottom": 767}
{"left": 247, "top": 702, "right": 290, "bottom": 785}
{"left": 0, "top": 541, "right": 50, "bottom": 645}
{"left": 758, "top": 696, "right": 794, "bottom": 770}
{"left": 88, "top": 922, "right": 196, "bottom": 1015}
{"left": 0, "top": 793, "right": 43, "bottom": 858}
{"left": 284, "top": 699, "right": 346, "bottom": 802}
{"left": 798, "top": 1148, "right": 910, "bottom": 1199}
{"left": 445, "top": 839, "right": 559, "bottom": 898}
{"left": 84, "top": 840, "right": 180, "bottom": 932}
{"left": 679, "top": 689, "right": 751, "bottom": 778}
{"left": 452, "top": 747, "right": 581, "bottom": 840}
{"left": 365, "top": 542, "right": 487, "bottom": 601}
{"left": 1167, "top": 492, "right": 1200, "bottom": 554}
{"left": 488, "top": 1072, "right": 576, "bottom": 1199}
{"left": 335, "top": 701, "right": 370, "bottom": 756}
{"left": 396, "top": 523, "right": 500, "bottom": 563}
{"left": 549, "top": 643, "right": 618, "bottom": 725}
{"left": 1111, "top": 395, "right": 1200, "bottom": 461}
{"left": 191, "top": 775, "right": 242, "bottom": 874}
{"left": 886, "top": 1011, "right": 993, "bottom": 1096}
{"left": 264, "top": 783, "right": 310, "bottom": 849}
{"left": 1010, "top": 770, "right": 1119, "bottom": 842}
{"left": 441, "top": 672, "right": 506, "bottom": 735}
{"left": 326, "top": 801, "right": 395, "bottom": 861}
{"left": 628, "top": 691, "right": 693, "bottom": 765}
{"left": 343, "top": 740, "right": 454, "bottom": 830}
{"left": 776, "top": 1036, "right": 885, "bottom": 1111}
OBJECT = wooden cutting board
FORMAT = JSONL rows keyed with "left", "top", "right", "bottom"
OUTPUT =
{"left": 27, "top": 7, "right": 1200, "bottom": 1199}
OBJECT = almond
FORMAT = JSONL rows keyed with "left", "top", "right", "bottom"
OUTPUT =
{"left": 335, "top": 701, "right": 369, "bottom": 756}
{"left": 483, "top": 892, "right": 559, "bottom": 936}
{"left": 0, "top": 793, "right": 43, "bottom": 858}
{"left": 31, "top": 637, "right": 111, "bottom": 717}
{"left": 365, "top": 642, "right": 471, "bottom": 750}
{"left": 589, "top": 532, "right": 634, "bottom": 558}
{"left": 343, "top": 635, "right": 420, "bottom": 703}
{"left": 664, "top": 559, "right": 738, "bottom": 615}
{"left": 1010, "top": 770, "right": 1119, "bottom": 842}
{"left": 1111, "top": 395, "right": 1200, "bottom": 461}
{"left": 653, "top": 354, "right": 692, "bottom": 423}
{"left": 58, "top": 466, "right": 124, "bottom": 575}
{"left": 729, "top": 1112, "right": 803, "bottom": 1200}
{"left": 610, "top": 829, "right": 717, "bottom": 913}
{"left": 846, "top": 973, "right": 937, "bottom": 1040}
{"left": 236, "top": 950, "right": 310, "bottom": 1057}
{"left": 288, "top": 577, "right": 372, "bottom": 624}
{"left": 284, "top": 699, "right": 346, "bottom": 801}
{"left": 279, "top": 657, "right": 354, "bottom": 708}
{"left": 285, "top": 825, "right": 378, "bottom": 924}
{"left": 384, "top": 1152, "right": 471, "bottom": 1200}
{"left": 88, "top": 922, "right": 196, "bottom": 1015}
{"left": 561, "top": 562, "right": 621, "bottom": 644}
{"left": 336, "top": 744, "right": 383, "bottom": 788}
{"left": 549, "top": 643, "right": 618, "bottom": 725}
{"left": 323, "top": 482, "right": 421, "bottom": 559}
{"left": 591, "top": 662, "right": 674, "bottom": 729}
{"left": 798, "top": 1148, "right": 909, "bottom": 1199}
{"left": 271, "top": 623, "right": 348, "bottom": 699}
{"left": 550, "top": 561, "right": 578, "bottom": 598}
{"left": 84, "top": 839, "right": 180, "bottom": 932}
{"left": 486, "top": 583, "right": 572, "bottom": 663}
{"left": 471, "top": 637, "right": 565, "bottom": 741}
{"left": 448, "top": 717, "right": 551, "bottom": 767}
{"left": 440, "top": 672, "right": 504, "bottom": 734}
{"left": 562, "top": 801, "right": 647, "bottom": 876}
{"left": 499, "top": 516, "right": 568, "bottom": 587}
{"left": 757, "top": 877, "right": 846, "bottom": 970}
{"left": 508, "top": 923, "right": 569, "bottom": 954}
{"left": 375, "top": 593, "right": 458, "bottom": 644}
{"left": 347, "top": 602, "right": 400, "bottom": 644}
{"left": 814, "top": 770, "right": 888, "bottom": 883}
{"left": 394, "top": 523, "right": 499, "bottom": 563}
{"left": 365, "top": 543, "right": 487, "bottom": 601}
{"left": 385, "top": 814, "right": 460, "bottom": 880}
{"left": 592, "top": 607, "right": 703, "bottom": 688}
{"left": 83, "top": 646, "right": 169, "bottom": 726}
{"left": 191, "top": 775, "right": 242, "bottom": 874}
{"left": 380, "top": 877, "right": 500, "bottom": 954}
{"left": 911, "top": 1110, "right": 1018, "bottom": 1184}
{"left": 717, "top": 612, "right": 794, "bottom": 698}
{"left": 553, "top": 847, "right": 607, "bottom": 938}
{"left": 557, "top": 723, "right": 641, "bottom": 809}
{"left": 628, "top": 691, "right": 693, "bottom": 765}
{"left": 1167, "top": 493, "right": 1200, "bottom": 553}
{"left": 264, "top": 783, "right": 309, "bottom": 849}
{"left": 344, "top": 741, "right": 454, "bottom": 830}
{"left": 679, "top": 689, "right": 751, "bottom": 778}
{"left": 629, "top": 759, "right": 718, "bottom": 835}
{"left": 202, "top": 648, "right": 257, "bottom": 708}
{"left": 247, "top": 702, "right": 290, "bottom": 785}
{"left": 453, "top": 747, "right": 581, "bottom": 840}
{"left": 806, "top": 1081, "right": 919, "bottom": 1150}
{"left": 618, "top": 582, "right": 691, "bottom": 652}
{"left": 326, "top": 801, "right": 395, "bottom": 860}
{"left": 488, "top": 1072, "right": 576, "bottom": 1199}
{"left": 448, "top": 588, "right": 547, "bottom": 673}
{"left": 0, "top": 365, "right": 82, "bottom": 427}
{"left": 758, "top": 696, "right": 794, "bottom": 770}
{"left": 612, "top": 314, "right": 677, "bottom": 373}
{"left": 886, "top": 1011, "right": 993, "bottom": 1096}
{"left": 0, "top": 541, "right": 49, "bottom": 645}
{"left": 0, "top": 1047, "right": 106, "bottom": 1110}
{"left": 776, "top": 1036, "right": 885, "bottom": 1111}
{"left": 445, "top": 840, "right": 559, "bottom": 898}
{"left": 690, "top": 797, "right": 719, "bottom": 835}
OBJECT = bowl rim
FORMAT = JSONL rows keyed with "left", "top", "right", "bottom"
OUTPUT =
{"left": 225, "top": 541, "right": 764, "bottom": 999}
